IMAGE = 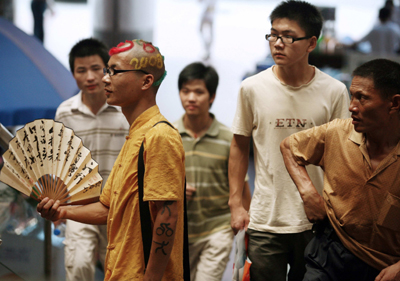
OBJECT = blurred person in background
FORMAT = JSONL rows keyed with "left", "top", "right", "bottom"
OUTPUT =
{"left": 174, "top": 62, "right": 251, "bottom": 281}
{"left": 55, "top": 38, "right": 129, "bottom": 281}
{"left": 385, "top": 0, "right": 400, "bottom": 27}
{"left": 350, "top": 6, "right": 400, "bottom": 55}
{"left": 199, "top": 0, "right": 217, "bottom": 61}
{"left": 31, "top": 0, "right": 54, "bottom": 43}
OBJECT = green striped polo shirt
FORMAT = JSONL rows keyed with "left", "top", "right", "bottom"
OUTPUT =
{"left": 175, "top": 114, "right": 233, "bottom": 243}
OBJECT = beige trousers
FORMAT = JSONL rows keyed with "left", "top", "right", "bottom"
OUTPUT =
{"left": 189, "top": 227, "right": 234, "bottom": 281}
{"left": 63, "top": 220, "right": 107, "bottom": 281}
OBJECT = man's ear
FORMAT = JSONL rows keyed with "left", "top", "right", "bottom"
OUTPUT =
{"left": 142, "top": 74, "right": 154, "bottom": 90}
{"left": 307, "top": 36, "right": 318, "bottom": 53}
{"left": 389, "top": 94, "right": 400, "bottom": 114}
{"left": 209, "top": 93, "right": 216, "bottom": 105}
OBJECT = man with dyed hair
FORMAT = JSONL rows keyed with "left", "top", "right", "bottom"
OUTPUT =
{"left": 37, "top": 39, "right": 187, "bottom": 280}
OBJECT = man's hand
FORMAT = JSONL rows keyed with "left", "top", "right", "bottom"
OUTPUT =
{"left": 36, "top": 197, "right": 65, "bottom": 221}
{"left": 229, "top": 134, "right": 251, "bottom": 235}
{"left": 302, "top": 191, "right": 326, "bottom": 223}
{"left": 186, "top": 184, "right": 196, "bottom": 200}
{"left": 375, "top": 262, "right": 400, "bottom": 281}
{"left": 230, "top": 204, "right": 249, "bottom": 235}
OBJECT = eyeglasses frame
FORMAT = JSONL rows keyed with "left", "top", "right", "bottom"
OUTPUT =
{"left": 103, "top": 67, "right": 150, "bottom": 77}
{"left": 265, "top": 34, "right": 312, "bottom": 44}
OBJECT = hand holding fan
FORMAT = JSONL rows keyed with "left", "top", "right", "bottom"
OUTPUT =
{"left": 0, "top": 119, "right": 103, "bottom": 205}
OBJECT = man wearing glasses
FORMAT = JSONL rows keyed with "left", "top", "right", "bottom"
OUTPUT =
{"left": 228, "top": 1, "right": 350, "bottom": 280}
{"left": 38, "top": 39, "right": 186, "bottom": 280}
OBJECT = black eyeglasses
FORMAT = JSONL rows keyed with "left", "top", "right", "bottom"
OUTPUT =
{"left": 265, "top": 34, "right": 312, "bottom": 44}
{"left": 103, "top": 67, "right": 150, "bottom": 77}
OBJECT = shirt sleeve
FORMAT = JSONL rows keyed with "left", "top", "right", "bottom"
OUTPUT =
{"left": 330, "top": 85, "right": 350, "bottom": 120}
{"left": 143, "top": 125, "right": 185, "bottom": 202}
{"left": 289, "top": 122, "right": 330, "bottom": 168}
{"left": 54, "top": 107, "right": 62, "bottom": 122}
{"left": 231, "top": 83, "right": 253, "bottom": 137}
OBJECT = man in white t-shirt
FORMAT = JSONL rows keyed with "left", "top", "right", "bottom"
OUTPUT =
{"left": 228, "top": 1, "right": 350, "bottom": 280}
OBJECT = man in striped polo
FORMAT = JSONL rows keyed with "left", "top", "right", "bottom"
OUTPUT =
{"left": 55, "top": 38, "right": 129, "bottom": 281}
{"left": 174, "top": 62, "right": 251, "bottom": 281}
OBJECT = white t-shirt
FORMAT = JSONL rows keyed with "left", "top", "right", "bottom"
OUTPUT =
{"left": 231, "top": 66, "right": 350, "bottom": 233}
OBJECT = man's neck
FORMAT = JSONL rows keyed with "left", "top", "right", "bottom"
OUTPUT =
{"left": 365, "top": 122, "right": 400, "bottom": 171}
{"left": 183, "top": 113, "right": 213, "bottom": 139}
{"left": 274, "top": 64, "right": 315, "bottom": 87}
{"left": 81, "top": 92, "right": 107, "bottom": 115}
{"left": 122, "top": 98, "right": 157, "bottom": 126}
{"left": 366, "top": 130, "right": 400, "bottom": 152}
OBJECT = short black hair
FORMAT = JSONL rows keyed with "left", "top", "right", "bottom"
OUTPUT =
{"left": 379, "top": 7, "right": 392, "bottom": 23}
{"left": 385, "top": 0, "right": 394, "bottom": 9}
{"left": 178, "top": 62, "right": 219, "bottom": 104}
{"left": 352, "top": 59, "right": 400, "bottom": 99}
{"left": 69, "top": 38, "right": 109, "bottom": 73}
{"left": 270, "top": 0, "right": 323, "bottom": 39}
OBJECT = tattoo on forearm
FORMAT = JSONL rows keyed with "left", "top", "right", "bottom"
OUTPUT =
{"left": 156, "top": 223, "right": 174, "bottom": 237}
{"left": 154, "top": 241, "right": 169, "bottom": 255}
{"left": 162, "top": 201, "right": 173, "bottom": 216}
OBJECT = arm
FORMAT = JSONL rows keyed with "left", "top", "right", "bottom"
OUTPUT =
{"left": 345, "top": 32, "right": 371, "bottom": 52}
{"left": 140, "top": 126, "right": 184, "bottom": 279}
{"left": 144, "top": 200, "right": 178, "bottom": 281}
{"left": 280, "top": 137, "right": 326, "bottom": 223}
{"left": 375, "top": 261, "right": 400, "bottom": 281}
{"left": 37, "top": 197, "right": 109, "bottom": 225}
{"left": 242, "top": 181, "right": 251, "bottom": 211}
{"left": 228, "top": 134, "right": 251, "bottom": 234}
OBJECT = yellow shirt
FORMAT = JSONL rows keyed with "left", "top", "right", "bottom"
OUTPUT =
{"left": 290, "top": 118, "right": 400, "bottom": 270}
{"left": 100, "top": 105, "right": 186, "bottom": 280}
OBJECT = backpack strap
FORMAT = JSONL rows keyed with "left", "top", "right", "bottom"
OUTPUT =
{"left": 138, "top": 121, "right": 190, "bottom": 280}
{"left": 138, "top": 139, "right": 151, "bottom": 269}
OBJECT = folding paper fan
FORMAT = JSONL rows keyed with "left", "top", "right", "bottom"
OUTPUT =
{"left": 0, "top": 119, "right": 103, "bottom": 205}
